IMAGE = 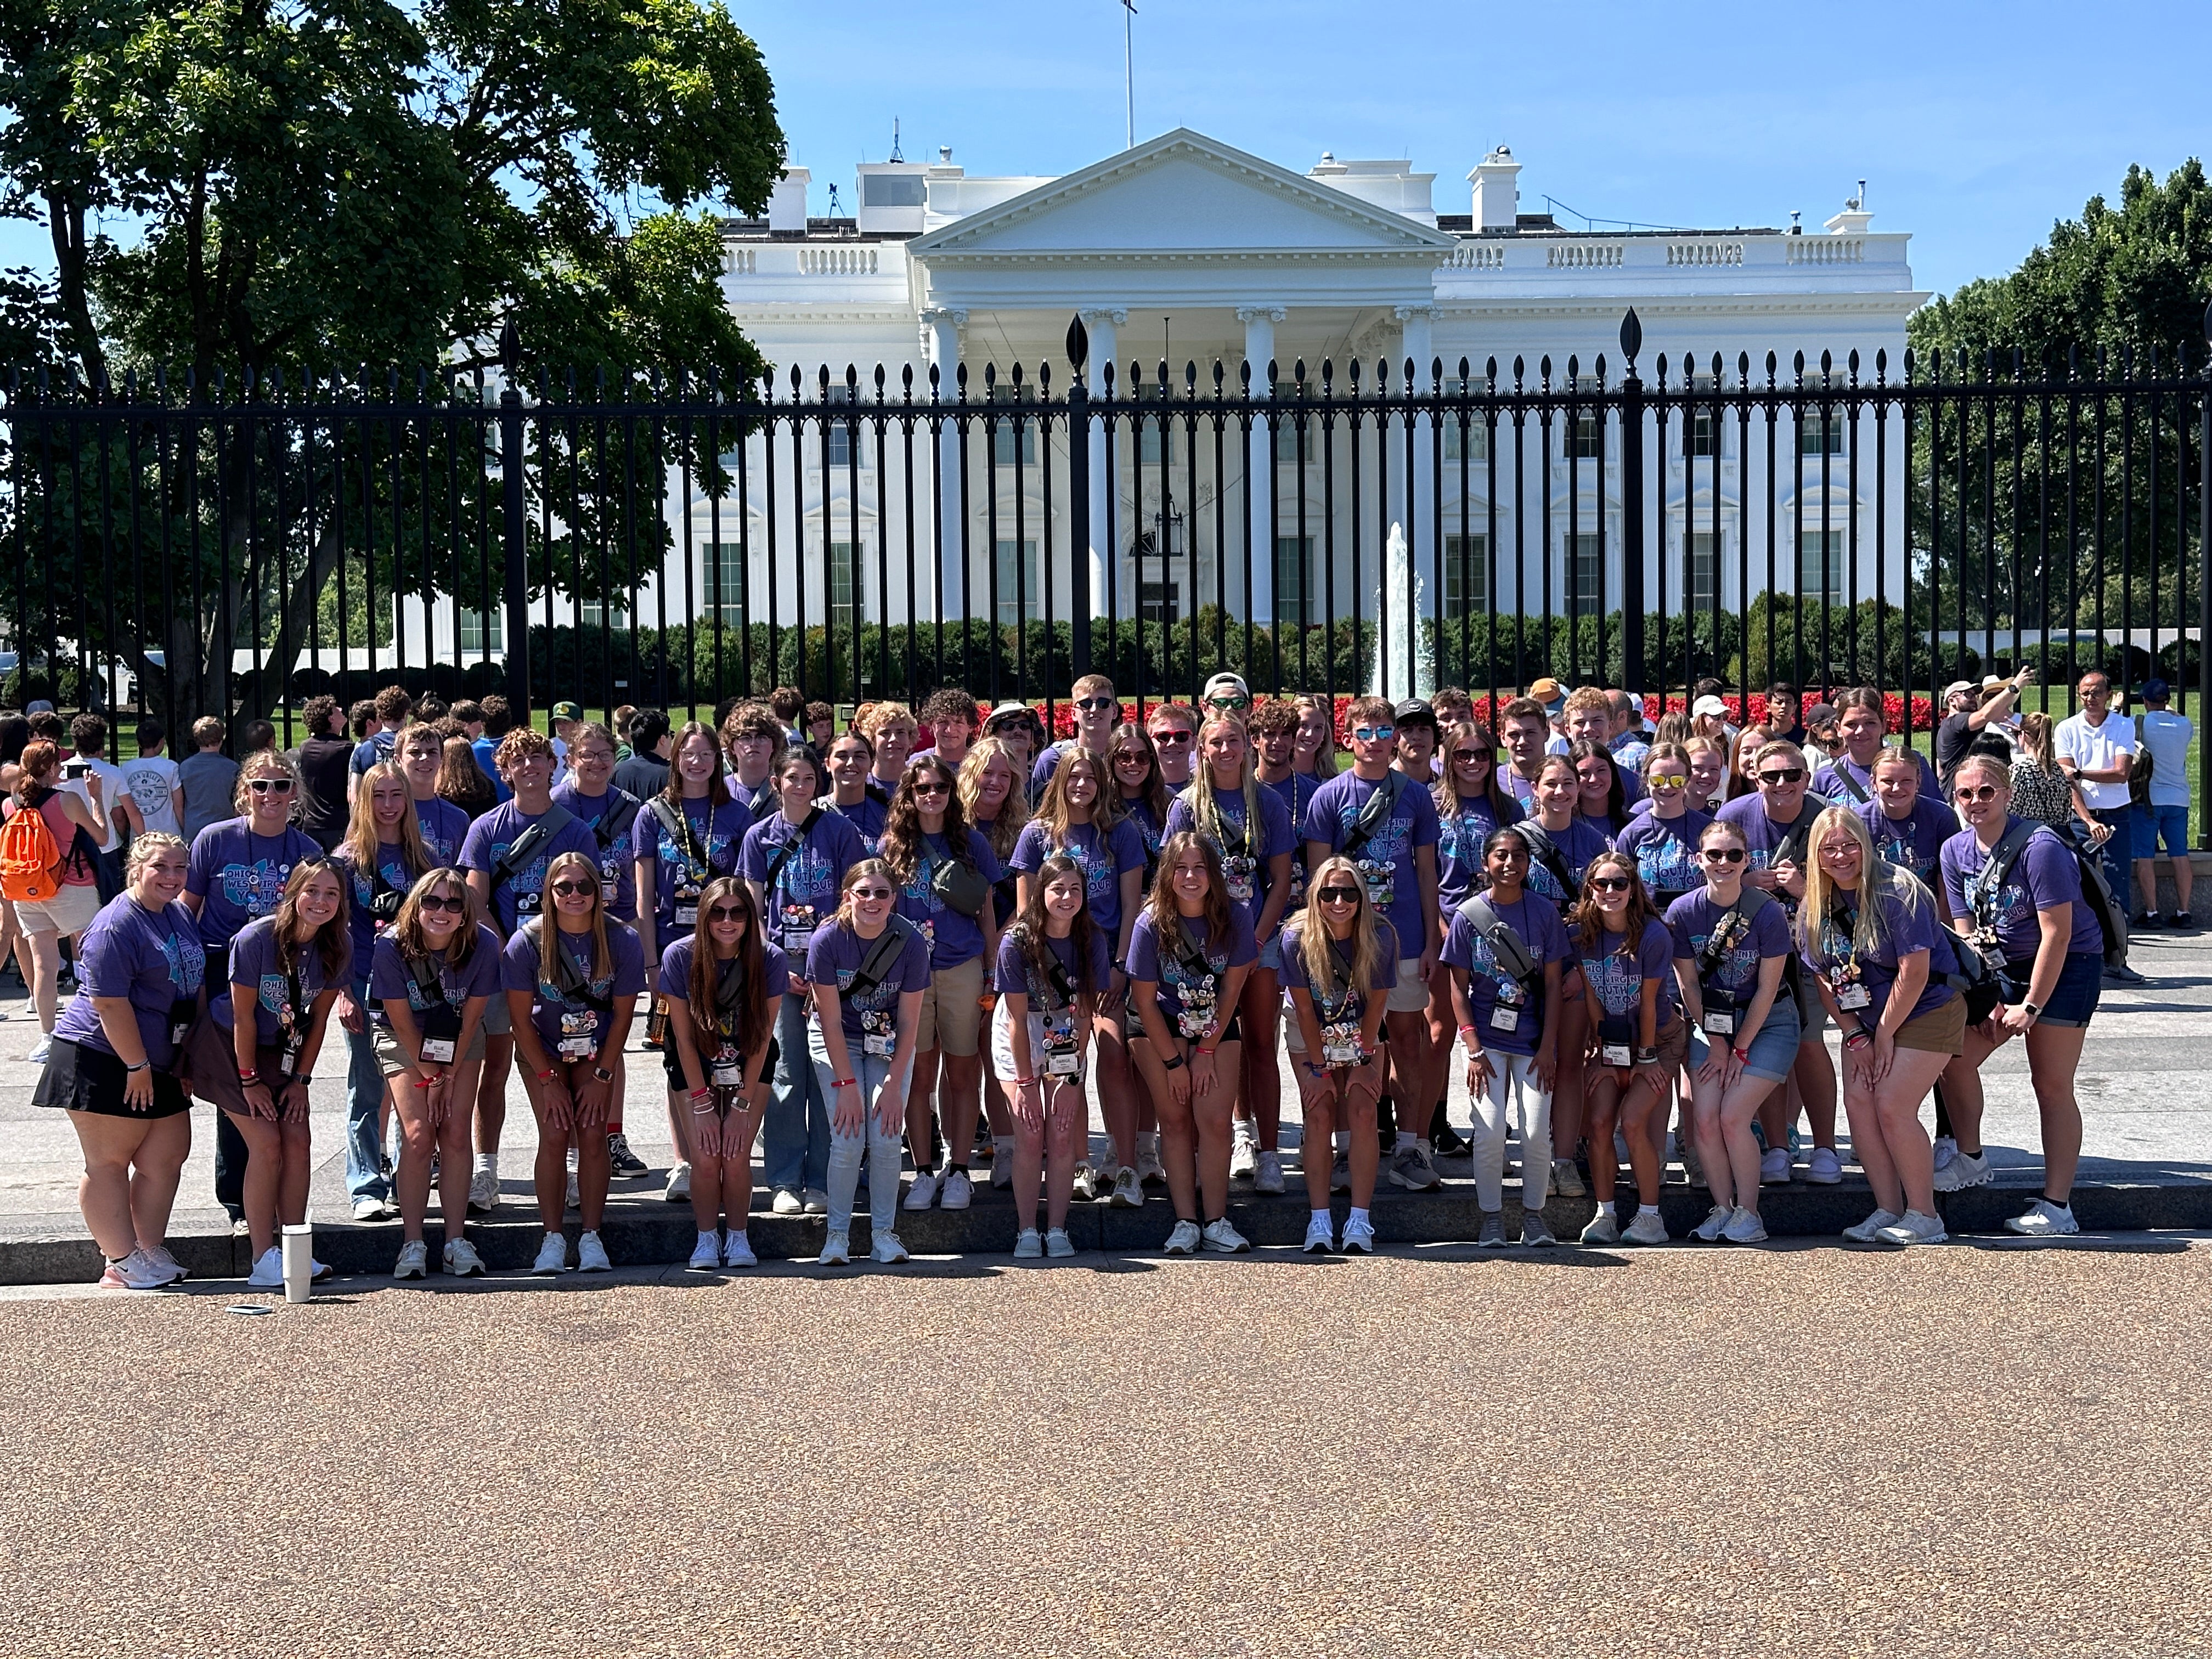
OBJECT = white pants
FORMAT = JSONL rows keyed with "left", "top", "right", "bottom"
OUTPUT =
{"left": 1468, "top": 1050, "right": 1552, "bottom": 1214}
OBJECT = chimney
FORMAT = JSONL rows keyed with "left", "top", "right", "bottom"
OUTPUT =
{"left": 769, "top": 166, "right": 810, "bottom": 234}
{"left": 1468, "top": 145, "right": 1521, "bottom": 231}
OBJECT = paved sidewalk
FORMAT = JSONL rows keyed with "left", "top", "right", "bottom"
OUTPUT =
{"left": 2, "top": 926, "right": 2207, "bottom": 1274}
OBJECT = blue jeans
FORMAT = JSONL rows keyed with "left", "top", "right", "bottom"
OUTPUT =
{"left": 2091, "top": 807, "right": 2134, "bottom": 900}
{"left": 764, "top": 991, "right": 830, "bottom": 1195}
{"left": 809, "top": 1030, "right": 907, "bottom": 1236}
{"left": 343, "top": 976, "right": 391, "bottom": 1202}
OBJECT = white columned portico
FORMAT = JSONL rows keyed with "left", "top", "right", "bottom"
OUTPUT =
{"left": 1396, "top": 303, "right": 1436, "bottom": 692}
{"left": 1238, "top": 306, "right": 1285, "bottom": 624}
{"left": 1079, "top": 307, "right": 1125, "bottom": 624}
{"left": 922, "top": 306, "right": 968, "bottom": 619}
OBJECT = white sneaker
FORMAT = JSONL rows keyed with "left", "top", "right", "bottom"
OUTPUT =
{"left": 818, "top": 1231, "right": 851, "bottom": 1266}
{"left": 1933, "top": 1150, "right": 1993, "bottom": 1192}
{"left": 688, "top": 1232, "right": 721, "bottom": 1271}
{"left": 1108, "top": 1166, "right": 1143, "bottom": 1207}
{"left": 575, "top": 1231, "right": 611, "bottom": 1272}
{"left": 143, "top": 1244, "right": 186, "bottom": 1285}
{"left": 1842, "top": 1207, "right": 1903, "bottom": 1243}
{"left": 991, "top": 1139, "right": 1014, "bottom": 1188}
{"left": 1045, "top": 1228, "right": 1076, "bottom": 1259}
{"left": 27, "top": 1034, "right": 51, "bottom": 1065}
{"left": 663, "top": 1162, "right": 692, "bottom": 1202}
{"left": 352, "top": 1195, "right": 397, "bottom": 1221}
{"left": 97, "top": 1248, "right": 168, "bottom": 1290}
{"left": 1229, "top": 1126, "right": 1259, "bottom": 1181}
{"left": 870, "top": 1232, "right": 909, "bottom": 1264}
{"left": 1341, "top": 1214, "right": 1376, "bottom": 1254}
{"left": 392, "top": 1239, "right": 430, "bottom": 1279}
{"left": 1931, "top": 1135, "right": 1959, "bottom": 1175}
{"left": 1579, "top": 1208, "right": 1622, "bottom": 1245}
{"left": 904, "top": 1170, "right": 940, "bottom": 1211}
{"left": 1014, "top": 1228, "right": 1043, "bottom": 1260}
{"left": 444, "top": 1237, "right": 487, "bottom": 1277}
{"left": 1690, "top": 1203, "right": 1733, "bottom": 1243}
{"left": 1721, "top": 1206, "right": 1768, "bottom": 1244}
{"left": 1877, "top": 1209, "right": 1948, "bottom": 1246}
{"left": 1302, "top": 1212, "right": 1335, "bottom": 1253}
{"left": 939, "top": 1170, "right": 973, "bottom": 1211}
{"left": 1389, "top": 1143, "right": 1442, "bottom": 1191}
{"left": 1549, "top": 1158, "right": 1586, "bottom": 1199}
{"left": 467, "top": 1167, "right": 500, "bottom": 1214}
{"left": 722, "top": 1231, "right": 757, "bottom": 1268}
{"left": 1162, "top": 1218, "right": 1203, "bottom": 1255}
{"left": 1071, "top": 1162, "right": 1099, "bottom": 1203}
{"left": 1329, "top": 1152, "right": 1351, "bottom": 1194}
{"left": 1201, "top": 1217, "right": 1251, "bottom": 1254}
{"left": 2005, "top": 1198, "right": 2080, "bottom": 1237}
{"left": 1622, "top": 1209, "right": 1671, "bottom": 1246}
{"left": 1135, "top": 1137, "right": 1167, "bottom": 1186}
{"left": 247, "top": 1246, "right": 284, "bottom": 1288}
{"left": 531, "top": 1233, "right": 568, "bottom": 1275}
{"left": 1805, "top": 1146, "right": 1843, "bottom": 1185}
{"left": 770, "top": 1187, "right": 802, "bottom": 1216}
{"left": 1758, "top": 1147, "right": 1792, "bottom": 1186}
{"left": 802, "top": 1188, "right": 829, "bottom": 1215}
{"left": 1253, "top": 1150, "right": 1286, "bottom": 1194}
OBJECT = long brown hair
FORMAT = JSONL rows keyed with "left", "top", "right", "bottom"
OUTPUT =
{"left": 1106, "top": 724, "right": 1169, "bottom": 824}
{"left": 684, "top": 874, "right": 772, "bottom": 1062}
{"left": 879, "top": 755, "right": 974, "bottom": 889}
{"left": 272, "top": 857, "right": 354, "bottom": 983}
{"left": 534, "top": 850, "right": 612, "bottom": 985}
{"left": 436, "top": 736, "right": 495, "bottom": 817}
{"left": 1293, "top": 853, "right": 1384, "bottom": 1005}
{"left": 1567, "top": 849, "right": 1660, "bottom": 960}
{"left": 391, "top": 866, "right": 483, "bottom": 969}
{"left": 344, "top": 760, "right": 431, "bottom": 886}
{"left": 1430, "top": 719, "right": 1511, "bottom": 823}
{"left": 1009, "top": 853, "right": 1102, "bottom": 999}
{"left": 663, "top": 720, "right": 736, "bottom": 810}
{"left": 1142, "top": 829, "right": 1233, "bottom": 950}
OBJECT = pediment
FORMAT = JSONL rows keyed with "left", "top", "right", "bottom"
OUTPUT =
{"left": 909, "top": 129, "right": 1455, "bottom": 261}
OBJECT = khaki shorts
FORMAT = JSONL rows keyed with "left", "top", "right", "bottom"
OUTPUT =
{"left": 371, "top": 1019, "right": 486, "bottom": 1076}
{"left": 16, "top": 883, "right": 100, "bottom": 937}
{"left": 915, "top": 955, "right": 985, "bottom": 1057}
{"left": 479, "top": 992, "right": 512, "bottom": 1037}
{"left": 1893, "top": 994, "right": 1967, "bottom": 1056}
{"left": 1385, "top": 957, "right": 1430, "bottom": 1014}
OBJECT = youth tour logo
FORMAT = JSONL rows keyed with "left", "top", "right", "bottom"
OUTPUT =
{"left": 221, "top": 859, "right": 294, "bottom": 914}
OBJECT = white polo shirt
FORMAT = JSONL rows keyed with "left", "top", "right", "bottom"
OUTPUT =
{"left": 2053, "top": 707, "right": 2137, "bottom": 812}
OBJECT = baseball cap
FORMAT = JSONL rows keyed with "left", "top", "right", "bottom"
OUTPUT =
{"left": 1943, "top": 680, "right": 1976, "bottom": 702}
{"left": 24, "top": 699, "right": 53, "bottom": 715}
{"left": 2141, "top": 677, "right": 2170, "bottom": 702}
{"left": 1392, "top": 698, "right": 1437, "bottom": 727}
{"left": 550, "top": 700, "right": 582, "bottom": 722}
{"left": 1526, "top": 677, "right": 1565, "bottom": 712}
{"left": 1200, "top": 672, "right": 1251, "bottom": 705}
{"left": 1690, "top": 693, "right": 1728, "bottom": 720}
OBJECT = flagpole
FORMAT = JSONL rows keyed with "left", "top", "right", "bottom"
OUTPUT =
{"left": 1122, "top": 0, "right": 1136, "bottom": 149}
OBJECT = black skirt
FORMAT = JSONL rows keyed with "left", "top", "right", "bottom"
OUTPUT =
{"left": 32, "top": 1037, "right": 191, "bottom": 1120}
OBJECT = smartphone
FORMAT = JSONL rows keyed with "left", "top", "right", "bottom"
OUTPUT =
{"left": 61, "top": 757, "right": 88, "bottom": 781}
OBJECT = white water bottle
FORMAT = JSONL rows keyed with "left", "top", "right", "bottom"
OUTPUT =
{"left": 280, "top": 1223, "right": 313, "bottom": 1303}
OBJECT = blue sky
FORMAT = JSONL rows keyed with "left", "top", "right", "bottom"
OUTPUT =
{"left": 6, "top": 0, "right": 2205, "bottom": 303}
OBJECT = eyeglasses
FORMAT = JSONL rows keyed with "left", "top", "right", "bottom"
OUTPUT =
{"left": 707, "top": 903, "right": 749, "bottom": 923}
{"left": 1075, "top": 696, "right": 1116, "bottom": 712}
{"left": 1150, "top": 730, "right": 1194, "bottom": 746}
{"left": 912, "top": 781, "right": 950, "bottom": 798}
{"left": 1590, "top": 874, "right": 1632, "bottom": 892}
{"left": 1701, "top": 848, "right": 1747, "bottom": 864}
{"left": 851, "top": 886, "right": 896, "bottom": 902}
{"left": 1351, "top": 725, "right": 1396, "bottom": 742}
{"left": 1450, "top": 748, "right": 1490, "bottom": 764}
{"left": 1317, "top": 886, "right": 1361, "bottom": 903}
{"left": 1954, "top": 784, "right": 2001, "bottom": 803}
{"left": 549, "top": 879, "right": 597, "bottom": 898}
{"left": 247, "top": 777, "right": 295, "bottom": 794}
{"left": 419, "top": 893, "right": 465, "bottom": 913}
{"left": 1649, "top": 772, "right": 1689, "bottom": 788}
{"left": 1756, "top": 768, "right": 1804, "bottom": 785}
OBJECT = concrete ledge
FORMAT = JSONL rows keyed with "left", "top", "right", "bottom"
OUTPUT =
{"left": 8, "top": 1171, "right": 2210, "bottom": 1285}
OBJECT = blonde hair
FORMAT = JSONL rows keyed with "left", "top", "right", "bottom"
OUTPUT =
{"left": 834, "top": 857, "right": 900, "bottom": 931}
{"left": 1796, "top": 804, "right": 1934, "bottom": 964}
{"left": 957, "top": 736, "right": 1027, "bottom": 862}
{"left": 233, "top": 748, "right": 301, "bottom": 813}
{"left": 2016, "top": 712, "right": 2057, "bottom": 770}
{"left": 1182, "top": 713, "right": 1263, "bottom": 868}
{"left": 345, "top": 760, "right": 431, "bottom": 888}
{"left": 1293, "top": 693, "right": 1339, "bottom": 780}
{"left": 125, "top": 831, "right": 189, "bottom": 879}
{"left": 856, "top": 701, "right": 915, "bottom": 742}
{"left": 390, "top": 867, "right": 483, "bottom": 969}
{"left": 534, "top": 850, "right": 612, "bottom": 985}
{"left": 1294, "top": 854, "right": 1384, "bottom": 1007}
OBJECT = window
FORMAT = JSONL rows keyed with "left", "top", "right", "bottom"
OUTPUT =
{"left": 1441, "top": 380, "right": 1489, "bottom": 462}
{"left": 580, "top": 601, "right": 629, "bottom": 630}
{"left": 1444, "top": 533, "right": 1488, "bottom": 614}
{"left": 1685, "top": 379, "right": 1720, "bottom": 458}
{"left": 990, "top": 385, "right": 1035, "bottom": 467}
{"left": 1689, "top": 531, "right": 1720, "bottom": 609}
{"left": 822, "top": 387, "right": 861, "bottom": 470}
{"left": 1137, "top": 390, "right": 1175, "bottom": 466}
{"left": 1798, "top": 392, "right": 1847, "bottom": 456}
{"left": 456, "top": 605, "right": 501, "bottom": 653}
{"left": 1272, "top": 409, "right": 1310, "bottom": 466}
{"left": 1139, "top": 581, "right": 1178, "bottom": 625}
{"left": 1569, "top": 376, "right": 1602, "bottom": 461}
{"left": 708, "top": 541, "right": 747, "bottom": 618}
{"left": 995, "top": 539, "right": 1041, "bottom": 625}
{"left": 860, "top": 173, "right": 924, "bottom": 207}
{"left": 1567, "top": 532, "right": 1603, "bottom": 617}
{"left": 827, "top": 541, "right": 863, "bottom": 628}
{"left": 1798, "top": 529, "right": 1843, "bottom": 605}
{"left": 1275, "top": 535, "right": 1312, "bottom": 624}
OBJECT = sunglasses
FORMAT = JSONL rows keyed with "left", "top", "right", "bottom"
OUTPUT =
{"left": 1351, "top": 726, "right": 1396, "bottom": 742}
{"left": 1204, "top": 695, "right": 1251, "bottom": 709}
{"left": 1113, "top": 752, "right": 1150, "bottom": 766}
{"left": 1317, "top": 885, "right": 1361, "bottom": 903}
{"left": 1075, "top": 696, "right": 1116, "bottom": 712}
{"left": 549, "top": 879, "right": 597, "bottom": 898}
{"left": 419, "top": 892, "right": 466, "bottom": 913}
{"left": 1757, "top": 769, "right": 1804, "bottom": 785}
{"left": 707, "top": 903, "right": 749, "bottom": 923}
{"left": 1589, "top": 874, "right": 1632, "bottom": 891}
{"left": 1150, "top": 730, "right": 1194, "bottom": 746}
{"left": 851, "top": 887, "right": 896, "bottom": 902}
{"left": 1451, "top": 748, "right": 1490, "bottom": 764}
{"left": 912, "top": 781, "right": 950, "bottom": 798}
{"left": 1649, "top": 772, "right": 1689, "bottom": 788}
{"left": 247, "top": 777, "right": 296, "bottom": 794}
{"left": 1954, "top": 784, "right": 2001, "bottom": 803}
{"left": 1701, "top": 848, "right": 1747, "bottom": 864}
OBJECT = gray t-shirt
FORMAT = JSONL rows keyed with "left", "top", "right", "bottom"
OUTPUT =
{"left": 176, "top": 751, "right": 241, "bottom": 842}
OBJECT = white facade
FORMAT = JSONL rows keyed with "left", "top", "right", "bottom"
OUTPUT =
{"left": 675, "top": 128, "right": 1924, "bottom": 654}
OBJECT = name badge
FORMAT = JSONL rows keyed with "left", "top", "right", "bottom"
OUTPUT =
{"left": 675, "top": 903, "right": 698, "bottom": 927}
{"left": 420, "top": 1037, "right": 456, "bottom": 1063}
{"left": 601, "top": 879, "right": 618, "bottom": 904}
{"left": 1489, "top": 1005, "right": 1520, "bottom": 1033}
{"left": 1046, "top": 1047, "right": 1079, "bottom": 1076}
{"left": 1702, "top": 1011, "right": 1736, "bottom": 1036}
{"left": 1600, "top": 1042, "right": 1634, "bottom": 1068}
{"left": 557, "top": 1036, "right": 594, "bottom": 1059}
{"left": 863, "top": 1033, "right": 895, "bottom": 1057}
{"left": 1836, "top": 981, "right": 1872, "bottom": 1011}
{"left": 712, "top": 1060, "right": 745, "bottom": 1087}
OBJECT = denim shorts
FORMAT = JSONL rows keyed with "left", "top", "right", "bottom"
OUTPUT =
{"left": 2134, "top": 803, "right": 2189, "bottom": 859}
{"left": 1256, "top": 935, "right": 1282, "bottom": 973}
{"left": 1688, "top": 995, "right": 1801, "bottom": 1081}
{"left": 2008, "top": 949, "right": 2103, "bottom": 1029}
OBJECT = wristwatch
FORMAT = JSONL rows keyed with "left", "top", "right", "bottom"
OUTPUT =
{"left": 592, "top": 1065, "right": 614, "bottom": 1081}
{"left": 2021, "top": 1001, "right": 2041, "bottom": 1022}
{"left": 1633, "top": 1047, "right": 1659, "bottom": 1065}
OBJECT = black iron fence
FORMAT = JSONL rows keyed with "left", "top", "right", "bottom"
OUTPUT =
{"left": 3, "top": 308, "right": 2208, "bottom": 804}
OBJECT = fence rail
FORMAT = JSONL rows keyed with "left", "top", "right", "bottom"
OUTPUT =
{"left": 3, "top": 310, "right": 2208, "bottom": 823}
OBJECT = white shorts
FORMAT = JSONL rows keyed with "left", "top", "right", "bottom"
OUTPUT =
{"left": 1386, "top": 957, "right": 1429, "bottom": 1014}
{"left": 16, "top": 883, "right": 100, "bottom": 938}
{"left": 989, "top": 1000, "right": 1089, "bottom": 1090}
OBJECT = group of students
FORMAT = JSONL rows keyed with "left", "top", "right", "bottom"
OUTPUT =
{"left": 17, "top": 667, "right": 2112, "bottom": 1289}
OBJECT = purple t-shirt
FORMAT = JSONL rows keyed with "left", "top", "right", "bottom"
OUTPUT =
{"left": 185, "top": 819, "right": 324, "bottom": 951}
{"left": 1278, "top": 915, "right": 1401, "bottom": 1038}
{"left": 1262, "top": 772, "right": 1323, "bottom": 909}
{"left": 1813, "top": 749, "right": 1936, "bottom": 806}
{"left": 1800, "top": 884, "right": 1959, "bottom": 1024}
{"left": 1163, "top": 784, "right": 1299, "bottom": 941}
{"left": 804, "top": 919, "right": 933, "bottom": 1046}
{"left": 459, "top": 802, "right": 602, "bottom": 933}
{"left": 1117, "top": 793, "right": 1167, "bottom": 874}
{"left": 500, "top": 919, "right": 648, "bottom": 1057}
{"left": 1665, "top": 888, "right": 1794, "bottom": 998}
{"left": 636, "top": 794, "right": 755, "bottom": 940}
{"left": 1126, "top": 905, "right": 1258, "bottom": 1036}
{"left": 219, "top": 914, "right": 341, "bottom": 1043}
{"left": 1715, "top": 793, "right": 1820, "bottom": 922}
{"left": 334, "top": 840, "right": 424, "bottom": 982}
{"left": 1857, "top": 797, "right": 1955, "bottom": 890}
{"left": 551, "top": 781, "right": 644, "bottom": 924}
{"left": 1613, "top": 809, "right": 1712, "bottom": 903}
{"left": 739, "top": 806, "right": 868, "bottom": 958}
{"left": 1940, "top": 819, "right": 2103, "bottom": 959}
{"left": 1441, "top": 891, "right": 1570, "bottom": 1058}
{"left": 51, "top": 896, "right": 203, "bottom": 1066}
{"left": 1009, "top": 818, "right": 1149, "bottom": 943}
{"left": 368, "top": 924, "right": 504, "bottom": 1030}
{"left": 413, "top": 796, "right": 471, "bottom": 866}
{"left": 994, "top": 923, "right": 1113, "bottom": 1008}
{"left": 1515, "top": 815, "right": 1612, "bottom": 913}
{"left": 890, "top": 828, "right": 1006, "bottom": 970}
{"left": 830, "top": 793, "right": 887, "bottom": 855}
{"left": 1303, "top": 770, "right": 1442, "bottom": 962}
{"left": 1575, "top": 915, "right": 1680, "bottom": 1032}
{"left": 658, "top": 934, "right": 793, "bottom": 1029}
{"left": 1435, "top": 791, "right": 1521, "bottom": 913}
